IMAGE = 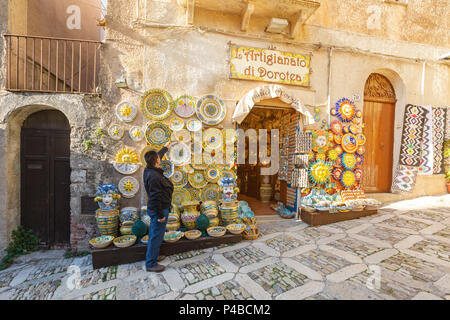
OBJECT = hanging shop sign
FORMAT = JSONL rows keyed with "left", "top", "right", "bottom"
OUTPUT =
{"left": 229, "top": 45, "right": 310, "bottom": 87}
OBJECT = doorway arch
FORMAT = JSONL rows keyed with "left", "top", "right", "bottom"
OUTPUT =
{"left": 21, "top": 110, "right": 71, "bottom": 246}
{"left": 362, "top": 73, "right": 397, "bottom": 192}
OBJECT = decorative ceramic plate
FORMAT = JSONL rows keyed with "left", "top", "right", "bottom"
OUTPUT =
{"left": 334, "top": 98, "right": 356, "bottom": 122}
{"left": 182, "top": 164, "right": 195, "bottom": 174}
{"left": 140, "top": 145, "right": 163, "bottom": 166}
{"left": 334, "top": 145, "right": 343, "bottom": 156}
{"left": 349, "top": 124, "right": 360, "bottom": 135}
{"left": 196, "top": 95, "right": 226, "bottom": 125}
{"left": 160, "top": 160, "right": 174, "bottom": 178}
{"left": 169, "top": 142, "right": 191, "bottom": 166}
{"left": 168, "top": 116, "right": 184, "bottom": 131}
{"left": 341, "top": 134, "right": 358, "bottom": 153}
{"left": 205, "top": 165, "right": 221, "bottom": 183}
{"left": 140, "top": 89, "right": 174, "bottom": 120}
{"left": 356, "top": 145, "right": 366, "bottom": 156}
{"left": 189, "top": 187, "right": 201, "bottom": 201}
{"left": 118, "top": 176, "right": 140, "bottom": 198}
{"left": 172, "top": 188, "right": 191, "bottom": 206}
{"left": 115, "top": 101, "right": 137, "bottom": 122}
{"left": 200, "top": 183, "right": 220, "bottom": 201}
{"left": 174, "top": 95, "right": 196, "bottom": 118}
{"left": 170, "top": 167, "right": 188, "bottom": 188}
{"left": 330, "top": 120, "right": 343, "bottom": 135}
{"left": 309, "top": 160, "right": 332, "bottom": 185}
{"left": 203, "top": 128, "right": 223, "bottom": 152}
{"left": 226, "top": 223, "right": 245, "bottom": 235}
{"left": 219, "top": 168, "right": 236, "bottom": 182}
{"left": 164, "top": 231, "right": 184, "bottom": 243}
{"left": 332, "top": 167, "right": 343, "bottom": 180}
{"left": 89, "top": 236, "right": 114, "bottom": 249}
{"left": 172, "top": 129, "right": 192, "bottom": 144}
{"left": 108, "top": 124, "right": 124, "bottom": 140}
{"left": 186, "top": 119, "right": 202, "bottom": 132}
{"left": 129, "top": 126, "right": 145, "bottom": 142}
{"left": 113, "top": 235, "right": 137, "bottom": 248}
{"left": 113, "top": 147, "right": 140, "bottom": 175}
{"left": 334, "top": 134, "right": 342, "bottom": 145}
{"left": 327, "top": 149, "right": 339, "bottom": 162}
{"left": 207, "top": 226, "right": 226, "bottom": 237}
{"left": 145, "top": 122, "right": 172, "bottom": 146}
{"left": 341, "top": 170, "right": 356, "bottom": 188}
{"left": 356, "top": 133, "right": 366, "bottom": 146}
{"left": 342, "top": 153, "right": 357, "bottom": 170}
{"left": 354, "top": 168, "right": 363, "bottom": 181}
{"left": 188, "top": 170, "right": 208, "bottom": 189}
{"left": 185, "top": 229, "right": 201, "bottom": 240}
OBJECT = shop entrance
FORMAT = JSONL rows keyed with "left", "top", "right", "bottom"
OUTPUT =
{"left": 362, "top": 73, "right": 397, "bottom": 192}
{"left": 237, "top": 99, "right": 299, "bottom": 216}
{"left": 21, "top": 110, "right": 71, "bottom": 247}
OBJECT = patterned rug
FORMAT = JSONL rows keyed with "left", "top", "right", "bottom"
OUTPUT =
{"left": 432, "top": 106, "right": 446, "bottom": 174}
{"left": 446, "top": 106, "right": 450, "bottom": 140}
{"left": 418, "top": 106, "right": 433, "bottom": 175}
{"left": 398, "top": 104, "right": 428, "bottom": 167}
{"left": 391, "top": 164, "right": 419, "bottom": 193}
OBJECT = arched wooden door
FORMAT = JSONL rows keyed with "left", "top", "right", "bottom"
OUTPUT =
{"left": 362, "top": 74, "right": 396, "bottom": 192}
{"left": 21, "top": 110, "right": 71, "bottom": 247}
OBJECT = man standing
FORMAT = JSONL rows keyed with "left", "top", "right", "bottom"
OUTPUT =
{"left": 143, "top": 142, "right": 173, "bottom": 272}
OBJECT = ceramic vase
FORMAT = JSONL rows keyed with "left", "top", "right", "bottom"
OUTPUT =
{"left": 181, "top": 201, "right": 200, "bottom": 230}
{"left": 96, "top": 209, "right": 119, "bottom": 237}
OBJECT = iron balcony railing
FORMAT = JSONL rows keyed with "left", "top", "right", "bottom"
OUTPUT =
{"left": 4, "top": 34, "right": 101, "bottom": 94}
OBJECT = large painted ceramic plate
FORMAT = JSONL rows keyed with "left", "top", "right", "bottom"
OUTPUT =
{"left": 145, "top": 122, "right": 172, "bottom": 146}
{"left": 341, "top": 133, "right": 358, "bottom": 153}
{"left": 188, "top": 170, "right": 208, "bottom": 189}
{"left": 113, "top": 147, "right": 140, "bottom": 175}
{"left": 169, "top": 142, "right": 191, "bottom": 166}
{"left": 168, "top": 116, "right": 185, "bottom": 131}
{"left": 172, "top": 129, "right": 192, "bottom": 145}
{"left": 203, "top": 128, "right": 223, "bottom": 152}
{"left": 189, "top": 187, "right": 201, "bottom": 201}
{"left": 118, "top": 176, "right": 140, "bottom": 198}
{"left": 200, "top": 184, "right": 220, "bottom": 202}
{"left": 129, "top": 126, "right": 145, "bottom": 142}
{"left": 196, "top": 95, "right": 226, "bottom": 125}
{"left": 172, "top": 188, "right": 191, "bottom": 206}
{"left": 140, "top": 89, "right": 174, "bottom": 120}
{"left": 115, "top": 101, "right": 137, "bottom": 122}
{"left": 108, "top": 124, "right": 124, "bottom": 141}
{"left": 205, "top": 165, "right": 221, "bottom": 183}
{"left": 170, "top": 167, "right": 188, "bottom": 188}
{"left": 186, "top": 119, "right": 202, "bottom": 132}
{"left": 174, "top": 95, "right": 196, "bottom": 118}
{"left": 160, "top": 160, "right": 174, "bottom": 178}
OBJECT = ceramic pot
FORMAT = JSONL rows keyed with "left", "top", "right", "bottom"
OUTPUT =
{"left": 95, "top": 209, "right": 119, "bottom": 237}
{"left": 181, "top": 201, "right": 200, "bottom": 230}
{"left": 120, "top": 222, "right": 133, "bottom": 235}
{"left": 120, "top": 207, "right": 139, "bottom": 224}
{"left": 166, "top": 221, "right": 181, "bottom": 232}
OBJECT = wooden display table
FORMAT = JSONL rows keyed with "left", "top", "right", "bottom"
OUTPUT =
{"left": 300, "top": 208, "right": 378, "bottom": 227}
{"left": 92, "top": 234, "right": 242, "bottom": 269}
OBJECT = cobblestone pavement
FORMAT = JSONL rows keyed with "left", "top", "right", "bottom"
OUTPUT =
{"left": 0, "top": 195, "right": 449, "bottom": 300}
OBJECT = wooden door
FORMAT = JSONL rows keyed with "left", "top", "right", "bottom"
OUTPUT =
{"left": 21, "top": 110, "right": 71, "bottom": 246}
{"left": 362, "top": 74, "right": 396, "bottom": 192}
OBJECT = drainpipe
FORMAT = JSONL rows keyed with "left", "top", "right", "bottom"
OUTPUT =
{"left": 327, "top": 47, "right": 333, "bottom": 125}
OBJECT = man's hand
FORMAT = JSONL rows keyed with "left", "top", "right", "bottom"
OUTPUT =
{"left": 158, "top": 217, "right": 166, "bottom": 223}
{"left": 164, "top": 141, "right": 171, "bottom": 148}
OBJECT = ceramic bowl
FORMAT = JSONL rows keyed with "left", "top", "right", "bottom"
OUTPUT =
{"left": 184, "top": 229, "right": 202, "bottom": 240}
{"left": 164, "top": 231, "right": 184, "bottom": 243}
{"left": 226, "top": 223, "right": 246, "bottom": 235}
{"left": 141, "top": 235, "right": 149, "bottom": 244}
{"left": 113, "top": 235, "right": 137, "bottom": 248}
{"left": 89, "top": 236, "right": 114, "bottom": 249}
{"left": 207, "top": 226, "right": 226, "bottom": 237}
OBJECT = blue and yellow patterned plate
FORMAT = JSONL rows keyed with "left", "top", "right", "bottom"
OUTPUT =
{"left": 169, "top": 142, "right": 191, "bottom": 166}
{"left": 203, "top": 128, "right": 223, "bottom": 152}
{"left": 170, "top": 167, "right": 188, "bottom": 188}
{"left": 205, "top": 165, "right": 221, "bottom": 183}
{"left": 196, "top": 95, "right": 226, "bottom": 125}
{"left": 140, "top": 89, "right": 174, "bottom": 120}
{"left": 172, "top": 188, "right": 191, "bottom": 206}
{"left": 113, "top": 235, "right": 137, "bottom": 248}
{"left": 160, "top": 160, "right": 174, "bottom": 178}
{"left": 200, "top": 183, "right": 220, "bottom": 202}
{"left": 108, "top": 124, "right": 124, "bottom": 141}
{"left": 115, "top": 101, "right": 137, "bottom": 123}
{"left": 145, "top": 122, "right": 172, "bottom": 146}
{"left": 174, "top": 94, "right": 195, "bottom": 118}
{"left": 89, "top": 236, "right": 114, "bottom": 249}
{"left": 188, "top": 170, "right": 208, "bottom": 189}
{"left": 118, "top": 176, "right": 139, "bottom": 198}
{"left": 129, "top": 126, "right": 145, "bottom": 142}
{"left": 169, "top": 116, "right": 185, "bottom": 131}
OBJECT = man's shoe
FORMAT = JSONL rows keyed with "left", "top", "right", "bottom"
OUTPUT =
{"left": 146, "top": 264, "right": 166, "bottom": 273}
{"left": 157, "top": 255, "right": 166, "bottom": 262}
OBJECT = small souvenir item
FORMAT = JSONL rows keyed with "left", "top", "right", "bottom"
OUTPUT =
{"left": 118, "top": 176, "right": 140, "bottom": 198}
{"left": 196, "top": 94, "right": 226, "bottom": 125}
{"left": 200, "top": 183, "right": 220, "bottom": 202}
{"left": 205, "top": 165, "right": 220, "bottom": 183}
{"left": 195, "top": 214, "right": 210, "bottom": 237}
{"left": 108, "top": 124, "right": 124, "bottom": 140}
{"left": 354, "top": 168, "right": 363, "bottom": 180}
{"left": 145, "top": 122, "right": 172, "bottom": 146}
{"left": 172, "top": 129, "right": 192, "bottom": 144}
{"left": 140, "top": 88, "right": 174, "bottom": 120}
{"left": 343, "top": 126, "right": 350, "bottom": 134}
{"left": 94, "top": 184, "right": 120, "bottom": 210}
{"left": 334, "top": 145, "right": 343, "bottom": 156}
{"left": 170, "top": 167, "right": 188, "bottom": 188}
{"left": 169, "top": 142, "right": 191, "bottom": 166}
{"left": 309, "top": 160, "right": 332, "bottom": 185}
{"left": 160, "top": 160, "right": 174, "bottom": 178}
{"left": 349, "top": 124, "right": 360, "bottom": 135}
{"left": 115, "top": 101, "right": 137, "bottom": 122}
{"left": 113, "top": 147, "right": 140, "bottom": 175}
{"left": 186, "top": 119, "right": 202, "bottom": 132}
{"left": 332, "top": 167, "right": 343, "bottom": 180}
{"left": 341, "top": 133, "right": 358, "bottom": 153}
{"left": 203, "top": 128, "right": 223, "bottom": 152}
{"left": 342, "top": 153, "right": 357, "bottom": 170}
{"left": 311, "top": 130, "right": 333, "bottom": 154}
{"left": 335, "top": 156, "right": 342, "bottom": 167}
{"left": 334, "top": 134, "right": 343, "bottom": 145}
{"left": 341, "top": 170, "right": 356, "bottom": 188}
{"left": 333, "top": 98, "right": 356, "bottom": 122}
{"left": 356, "top": 133, "right": 366, "bottom": 146}
{"left": 330, "top": 120, "right": 343, "bottom": 135}
{"left": 188, "top": 170, "right": 208, "bottom": 189}
{"left": 129, "top": 126, "right": 145, "bottom": 142}
{"left": 168, "top": 116, "right": 184, "bottom": 131}
{"left": 172, "top": 188, "right": 191, "bottom": 206}
{"left": 175, "top": 94, "right": 196, "bottom": 118}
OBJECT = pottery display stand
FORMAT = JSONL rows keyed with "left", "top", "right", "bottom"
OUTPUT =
{"left": 300, "top": 208, "right": 378, "bottom": 226}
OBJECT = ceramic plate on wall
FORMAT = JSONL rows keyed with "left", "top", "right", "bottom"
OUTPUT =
{"left": 170, "top": 167, "right": 188, "bottom": 188}
{"left": 174, "top": 94, "right": 196, "bottom": 118}
{"left": 108, "top": 124, "right": 124, "bottom": 141}
{"left": 186, "top": 119, "right": 202, "bottom": 132}
{"left": 196, "top": 94, "right": 226, "bottom": 125}
{"left": 169, "top": 142, "right": 191, "bottom": 166}
{"left": 129, "top": 126, "right": 145, "bottom": 142}
{"left": 172, "top": 188, "right": 191, "bottom": 206}
{"left": 172, "top": 129, "right": 192, "bottom": 145}
{"left": 115, "top": 101, "right": 137, "bottom": 123}
{"left": 145, "top": 122, "right": 172, "bottom": 146}
{"left": 160, "top": 160, "right": 174, "bottom": 178}
{"left": 205, "top": 165, "right": 221, "bottom": 183}
{"left": 140, "top": 89, "right": 174, "bottom": 120}
{"left": 200, "top": 183, "right": 220, "bottom": 202}
{"left": 168, "top": 116, "right": 185, "bottom": 131}
{"left": 203, "top": 128, "right": 223, "bottom": 152}
{"left": 188, "top": 170, "right": 208, "bottom": 189}
{"left": 118, "top": 176, "right": 140, "bottom": 198}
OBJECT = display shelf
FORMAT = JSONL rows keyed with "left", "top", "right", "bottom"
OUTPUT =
{"left": 300, "top": 208, "right": 378, "bottom": 226}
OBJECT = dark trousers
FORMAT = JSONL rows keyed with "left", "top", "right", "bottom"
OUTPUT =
{"left": 145, "top": 207, "right": 170, "bottom": 268}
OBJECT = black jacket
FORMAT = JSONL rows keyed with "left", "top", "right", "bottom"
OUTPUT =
{"left": 143, "top": 147, "right": 174, "bottom": 219}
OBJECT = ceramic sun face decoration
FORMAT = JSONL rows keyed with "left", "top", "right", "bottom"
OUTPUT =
{"left": 108, "top": 124, "right": 124, "bottom": 141}
{"left": 113, "top": 147, "right": 140, "bottom": 175}
{"left": 118, "top": 176, "right": 140, "bottom": 198}
{"left": 309, "top": 160, "right": 332, "bottom": 185}
{"left": 129, "top": 126, "right": 144, "bottom": 142}
{"left": 115, "top": 101, "right": 137, "bottom": 122}
{"left": 94, "top": 184, "right": 121, "bottom": 210}
{"left": 341, "top": 133, "right": 358, "bottom": 153}
{"left": 333, "top": 98, "right": 357, "bottom": 122}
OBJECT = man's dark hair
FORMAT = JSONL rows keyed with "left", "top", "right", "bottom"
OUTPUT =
{"left": 144, "top": 150, "right": 159, "bottom": 167}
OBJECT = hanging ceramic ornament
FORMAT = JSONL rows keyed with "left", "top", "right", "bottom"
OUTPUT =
{"left": 168, "top": 116, "right": 184, "bottom": 131}
{"left": 354, "top": 168, "right": 363, "bottom": 181}
{"left": 115, "top": 101, "right": 137, "bottom": 123}
{"left": 330, "top": 120, "right": 343, "bottom": 135}
{"left": 186, "top": 119, "right": 202, "bottom": 132}
{"left": 332, "top": 167, "right": 343, "bottom": 180}
{"left": 356, "top": 155, "right": 364, "bottom": 166}
{"left": 316, "top": 153, "right": 326, "bottom": 161}
{"left": 343, "top": 126, "right": 350, "bottom": 134}
{"left": 311, "top": 130, "right": 333, "bottom": 154}
{"left": 113, "top": 147, "right": 140, "bottom": 175}
{"left": 205, "top": 165, "right": 221, "bottom": 183}
{"left": 356, "top": 133, "right": 366, "bottom": 146}
{"left": 334, "top": 134, "right": 343, "bottom": 145}
{"left": 335, "top": 156, "right": 342, "bottom": 167}
{"left": 327, "top": 148, "right": 339, "bottom": 162}
{"left": 341, "top": 153, "right": 357, "bottom": 170}
{"left": 341, "top": 170, "right": 356, "bottom": 189}
{"left": 118, "top": 176, "right": 140, "bottom": 198}
{"left": 203, "top": 128, "right": 223, "bottom": 152}
{"left": 169, "top": 142, "right": 191, "bottom": 166}
{"left": 309, "top": 160, "right": 332, "bottom": 185}
{"left": 172, "top": 188, "right": 191, "bottom": 206}
{"left": 140, "top": 89, "right": 174, "bottom": 120}
{"left": 188, "top": 170, "right": 208, "bottom": 189}
{"left": 170, "top": 167, "right": 188, "bottom": 188}
{"left": 349, "top": 124, "right": 360, "bottom": 135}
{"left": 160, "top": 160, "right": 174, "bottom": 178}
{"left": 174, "top": 94, "right": 196, "bottom": 118}
{"left": 196, "top": 94, "right": 226, "bottom": 125}
{"left": 334, "top": 145, "right": 343, "bottom": 156}
{"left": 145, "top": 122, "right": 172, "bottom": 146}
{"left": 356, "top": 145, "right": 366, "bottom": 156}
{"left": 108, "top": 124, "right": 124, "bottom": 141}
{"left": 129, "top": 126, "right": 144, "bottom": 142}
{"left": 200, "top": 183, "right": 220, "bottom": 202}
{"left": 341, "top": 133, "right": 358, "bottom": 153}
{"left": 333, "top": 98, "right": 356, "bottom": 122}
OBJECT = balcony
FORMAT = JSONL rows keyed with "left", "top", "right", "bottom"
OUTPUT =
{"left": 4, "top": 34, "right": 101, "bottom": 94}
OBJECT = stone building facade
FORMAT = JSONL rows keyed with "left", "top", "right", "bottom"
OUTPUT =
{"left": 0, "top": 0, "right": 449, "bottom": 251}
